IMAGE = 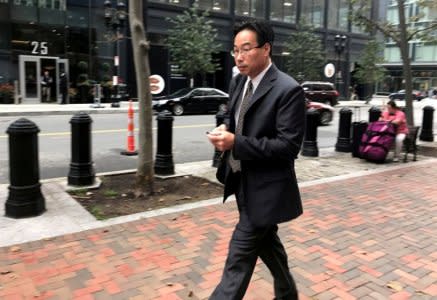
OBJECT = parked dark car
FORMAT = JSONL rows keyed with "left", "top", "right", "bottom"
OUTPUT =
{"left": 152, "top": 87, "right": 228, "bottom": 116}
{"left": 388, "top": 89, "right": 426, "bottom": 101}
{"left": 306, "top": 99, "right": 335, "bottom": 125}
{"left": 301, "top": 81, "right": 339, "bottom": 106}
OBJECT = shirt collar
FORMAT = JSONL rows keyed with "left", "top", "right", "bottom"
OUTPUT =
{"left": 246, "top": 62, "right": 272, "bottom": 93}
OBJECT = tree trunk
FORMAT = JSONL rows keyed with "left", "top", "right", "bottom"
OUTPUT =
{"left": 397, "top": 0, "right": 414, "bottom": 126}
{"left": 129, "top": 0, "right": 154, "bottom": 196}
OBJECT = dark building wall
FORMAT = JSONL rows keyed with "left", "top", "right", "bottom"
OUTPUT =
{"left": 0, "top": 0, "right": 378, "bottom": 103}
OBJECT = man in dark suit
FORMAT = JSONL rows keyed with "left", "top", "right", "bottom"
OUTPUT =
{"left": 207, "top": 20, "right": 306, "bottom": 299}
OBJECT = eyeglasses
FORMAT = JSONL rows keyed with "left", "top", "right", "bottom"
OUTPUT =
{"left": 230, "top": 45, "right": 263, "bottom": 57}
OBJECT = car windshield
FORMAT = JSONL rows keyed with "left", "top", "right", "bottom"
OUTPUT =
{"left": 168, "top": 88, "right": 193, "bottom": 98}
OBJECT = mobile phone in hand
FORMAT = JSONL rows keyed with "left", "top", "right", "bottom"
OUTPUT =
{"left": 206, "top": 131, "right": 221, "bottom": 136}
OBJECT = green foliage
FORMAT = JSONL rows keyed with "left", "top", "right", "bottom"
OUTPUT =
{"left": 166, "top": 5, "right": 221, "bottom": 82}
{"left": 103, "top": 189, "right": 118, "bottom": 198}
{"left": 90, "top": 206, "right": 107, "bottom": 220}
{"left": 283, "top": 22, "right": 325, "bottom": 81}
{"left": 353, "top": 40, "right": 386, "bottom": 85}
{"left": 77, "top": 61, "right": 89, "bottom": 85}
{"left": 78, "top": 61, "right": 88, "bottom": 72}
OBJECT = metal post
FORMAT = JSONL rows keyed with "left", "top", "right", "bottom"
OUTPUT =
{"left": 302, "top": 108, "right": 319, "bottom": 157}
{"left": 154, "top": 111, "right": 175, "bottom": 175}
{"left": 420, "top": 106, "right": 434, "bottom": 142}
{"left": 68, "top": 112, "right": 95, "bottom": 186}
{"left": 335, "top": 107, "right": 353, "bottom": 152}
{"left": 5, "top": 118, "right": 45, "bottom": 218}
{"left": 90, "top": 83, "right": 105, "bottom": 108}
{"left": 212, "top": 111, "right": 226, "bottom": 167}
{"left": 368, "top": 106, "right": 381, "bottom": 123}
{"left": 351, "top": 121, "right": 368, "bottom": 158}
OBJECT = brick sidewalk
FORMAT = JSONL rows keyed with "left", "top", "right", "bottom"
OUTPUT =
{"left": 1, "top": 162, "right": 436, "bottom": 299}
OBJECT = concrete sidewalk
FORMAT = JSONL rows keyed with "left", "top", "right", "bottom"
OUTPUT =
{"left": 0, "top": 154, "right": 436, "bottom": 299}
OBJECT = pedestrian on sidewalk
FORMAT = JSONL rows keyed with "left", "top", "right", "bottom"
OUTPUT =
{"left": 207, "top": 20, "right": 306, "bottom": 299}
{"left": 41, "top": 70, "right": 53, "bottom": 102}
{"left": 379, "top": 99, "right": 409, "bottom": 162}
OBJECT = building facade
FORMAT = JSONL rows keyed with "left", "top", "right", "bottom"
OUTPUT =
{"left": 380, "top": 0, "right": 437, "bottom": 94}
{"left": 0, "top": 0, "right": 379, "bottom": 104}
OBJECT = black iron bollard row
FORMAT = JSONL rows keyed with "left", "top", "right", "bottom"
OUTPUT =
{"left": 420, "top": 106, "right": 434, "bottom": 142}
{"left": 335, "top": 107, "right": 353, "bottom": 152}
{"left": 212, "top": 111, "right": 226, "bottom": 167}
{"left": 368, "top": 106, "right": 382, "bottom": 123}
{"left": 5, "top": 118, "right": 45, "bottom": 218}
{"left": 154, "top": 110, "right": 175, "bottom": 175}
{"left": 302, "top": 108, "right": 319, "bottom": 157}
{"left": 68, "top": 112, "right": 95, "bottom": 186}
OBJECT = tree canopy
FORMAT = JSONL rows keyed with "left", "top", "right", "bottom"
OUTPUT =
{"left": 283, "top": 22, "right": 325, "bottom": 82}
{"left": 166, "top": 5, "right": 221, "bottom": 87}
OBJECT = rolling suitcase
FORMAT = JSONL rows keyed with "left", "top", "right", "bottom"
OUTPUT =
{"left": 359, "top": 121, "right": 396, "bottom": 163}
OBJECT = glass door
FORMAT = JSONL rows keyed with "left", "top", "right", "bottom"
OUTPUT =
{"left": 19, "top": 55, "right": 41, "bottom": 103}
{"left": 57, "top": 59, "right": 69, "bottom": 103}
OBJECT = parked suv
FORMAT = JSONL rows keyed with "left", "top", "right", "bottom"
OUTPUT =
{"left": 301, "top": 81, "right": 339, "bottom": 106}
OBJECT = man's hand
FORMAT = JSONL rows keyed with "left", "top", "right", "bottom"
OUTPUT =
{"left": 206, "top": 124, "right": 235, "bottom": 152}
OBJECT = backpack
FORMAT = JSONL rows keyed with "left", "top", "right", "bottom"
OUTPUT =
{"left": 359, "top": 121, "right": 396, "bottom": 163}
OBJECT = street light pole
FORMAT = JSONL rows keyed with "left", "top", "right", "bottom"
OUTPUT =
{"left": 104, "top": 0, "right": 126, "bottom": 108}
{"left": 334, "top": 34, "right": 347, "bottom": 98}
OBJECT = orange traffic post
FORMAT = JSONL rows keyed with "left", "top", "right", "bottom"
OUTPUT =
{"left": 121, "top": 100, "right": 138, "bottom": 156}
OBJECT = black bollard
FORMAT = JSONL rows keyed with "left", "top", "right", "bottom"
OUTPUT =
{"left": 154, "top": 110, "right": 175, "bottom": 175}
{"left": 368, "top": 106, "right": 381, "bottom": 123}
{"left": 5, "top": 118, "right": 45, "bottom": 218}
{"left": 302, "top": 108, "right": 319, "bottom": 157}
{"left": 420, "top": 106, "right": 434, "bottom": 141}
{"left": 68, "top": 112, "right": 95, "bottom": 186}
{"left": 335, "top": 107, "right": 353, "bottom": 152}
{"left": 351, "top": 121, "right": 368, "bottom": 158}
{"left": 212, "top": 111, "right": 226, "bottom": 167}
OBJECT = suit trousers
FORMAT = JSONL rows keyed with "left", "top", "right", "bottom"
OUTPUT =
{"left": 210, "top": 174, "right": 298, "bottom": 300}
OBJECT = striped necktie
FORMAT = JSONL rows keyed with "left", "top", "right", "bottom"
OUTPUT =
{"left": 229, "top": 81, "right": 253, "bottom": 173}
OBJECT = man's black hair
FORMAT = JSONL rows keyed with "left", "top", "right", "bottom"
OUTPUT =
{"left": 233, "top": 20, "right": 274, "bottom": 56}
{"left": 387, "top": 99, "right": 398, "bottom": 109}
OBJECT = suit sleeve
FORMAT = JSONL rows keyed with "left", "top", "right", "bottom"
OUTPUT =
{"left": 233, "top": 85, "right": 306, "bottom": 161}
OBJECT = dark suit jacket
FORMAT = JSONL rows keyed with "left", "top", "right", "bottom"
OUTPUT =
{"left": 221, "top": 64, "right": 306, "bottom": 227}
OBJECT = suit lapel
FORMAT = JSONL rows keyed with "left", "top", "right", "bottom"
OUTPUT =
{"left": 229, "top": 74, "right": 247, "bottom": 114}
{"left": 246, "top": 65, "right": 277, "bottom": 112}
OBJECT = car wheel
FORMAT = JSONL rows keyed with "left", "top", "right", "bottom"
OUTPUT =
{"left": 172, "top": 104, "right": 184, "bottom": 116}
{"left": 319, "top": 110, "right": 333, "bottom": 126}
{"left": 218, "top": 103, "right": 227, "bottom": 113}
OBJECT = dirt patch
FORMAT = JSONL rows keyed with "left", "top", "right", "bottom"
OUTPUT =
{"left": 69, "top": 173, "right": 224, "bottom": 220}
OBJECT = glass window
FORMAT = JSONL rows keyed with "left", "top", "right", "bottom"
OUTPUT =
{"left": 327, "top": 0, "right": 348, "bottom": 30}
{"left": 149, "top": 0, "right": 190, "bottom": 7}
{"left": 387, "top": 6, "right": 399, "bottom": 24}
{"left": 194, "top": 0, "right": 229, "bottom": 13}
{"left": 415, "top": 43, "right": 437, "bottom": 62}
{"left": 301, "top": 0, "right": 324, "bottom": 28}
{"left": 385, "top": 46, "right": 401, "bottom": 62}
{"left": 270, "top": 0, "right": 296, "bottom": 23}
{"left": 235, "top": 0, "right": 264, "bottom": 18}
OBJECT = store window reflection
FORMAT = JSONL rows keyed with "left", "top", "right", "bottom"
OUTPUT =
{"left": 328, "top": 0, "right": 348, "bottom": 30}
{"left": 194, "top": 0, "right": 229, "bottom": 13}
{"left": 301, "top": 0, "right": 324, "bottom": 28}
{"left": 149, "top": 0, "right": 190, "bottom": 6}
{"left": 270, "top": 0, "right": 296, "bottom": 23}
{"left": 235, "top": 0, "right": 264, "bottom": 18}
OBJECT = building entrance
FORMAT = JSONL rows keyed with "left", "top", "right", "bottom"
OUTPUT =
{"left": 19, "top": 55, "right": 69, "bottom": 104}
